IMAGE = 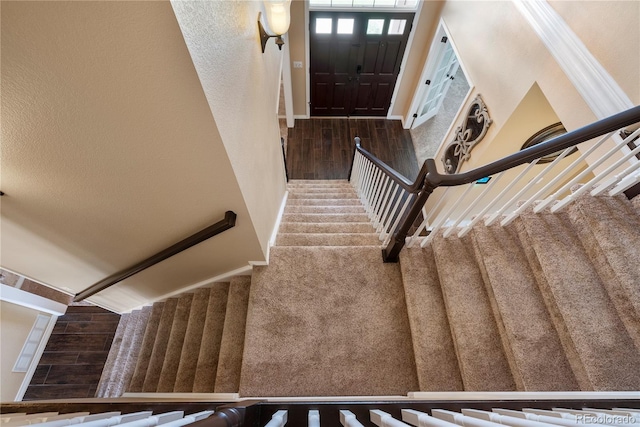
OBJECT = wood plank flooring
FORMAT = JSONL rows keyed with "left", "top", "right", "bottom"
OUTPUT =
{"left": 286, "top": 119, "right": 420, "bottom": 182}
{"left": 23, "top": 306, "right": 120, "bottom": 400}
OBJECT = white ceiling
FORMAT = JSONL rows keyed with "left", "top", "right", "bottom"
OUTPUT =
{"left": 1, "top": 1, "right": 266, "bottom": 312}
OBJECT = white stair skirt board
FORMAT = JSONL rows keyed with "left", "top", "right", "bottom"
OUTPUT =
{"left": 121, "top": 392, "right": 240, "bottom": 400}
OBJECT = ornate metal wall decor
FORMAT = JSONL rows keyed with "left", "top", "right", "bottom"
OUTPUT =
{"left": 441, "top": 94, "right": 492, "bottom": 174}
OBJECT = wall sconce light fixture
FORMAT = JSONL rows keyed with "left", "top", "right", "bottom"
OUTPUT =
{"left": 258, "top": 0, "right": 292, "bottom": 53}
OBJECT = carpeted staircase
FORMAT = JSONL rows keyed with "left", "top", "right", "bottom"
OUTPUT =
{"left": 97, "top": 179, "right": 640, "bottom": 397}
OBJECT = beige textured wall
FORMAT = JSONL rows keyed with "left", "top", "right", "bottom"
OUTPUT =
{"left": 550, "top": 0, "right": 640, "bottom": 104}
{"left": 171, "top": 1, "right": 287, "bottom": 255}
{"left": 1, "top": 1, "right": 268, "bottom": 312}
{"left": 433, "top": 0, "right": 639, "bottom": 170}
{"left": 0, "top": 301, "right": 41, "bottom": 401}
{"left": 289, "top": 0, "right": 308, "bottom": 117}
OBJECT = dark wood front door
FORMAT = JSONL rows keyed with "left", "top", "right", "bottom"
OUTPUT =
{"left": 310, "top": 12, "right": 414, "bottom": 117}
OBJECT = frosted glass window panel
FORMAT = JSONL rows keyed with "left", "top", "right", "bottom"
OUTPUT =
{"left": 395, "top": 0, "right": 418, "bottom": 7}
{"left": 337, "top": 18, "right": 355, "bottom": 34}
{"left": 309, "top": 0, "right": 332, "bottom": 5}
{"left": 388, "top": 19, "right": 406, "bottom": 35}
{"left": 332, "top": 0, "right": 354, "bottom": 6}
{"left": 353, "top": 0, "right": 375, "bottom": 6}
{"left": 367, "top": 19, "right": 385, "bottom": 35}
{"left": 374, "top": 0, "right": 396, "bottom": 7}
{"left": 316, "top": 18, "right": 333, "bottom": 34}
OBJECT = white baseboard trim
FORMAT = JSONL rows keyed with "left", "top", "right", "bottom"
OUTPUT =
{"left": 0, "top": 283, "right": 67, "bottom": 316}
{"left": 294, "top": 115, "right": 309, "bottom": 120}
{"left": 408, "top": 391, "right": 640, "bottom": 400}
{"left": 127, "top": 265, "right": 254, "bottom": 313}
{"left": 386, "top": 115, "right": 404, "bottom": 122}
{"left": 121, "top": 392, "right": 240, "bottom": 401}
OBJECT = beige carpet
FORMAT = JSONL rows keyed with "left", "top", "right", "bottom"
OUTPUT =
{"left": 239, "top": 245, "right": 419, "bottom": 397}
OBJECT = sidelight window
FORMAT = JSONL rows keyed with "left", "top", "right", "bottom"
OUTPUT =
{"left": 388, "top": 19, "right": 406, "bottom": 35}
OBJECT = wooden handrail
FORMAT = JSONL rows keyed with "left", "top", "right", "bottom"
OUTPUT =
{"left": 348, "top": 104, "right": 640, "bottom": 262}
{"left": 73, "top": 211, "right": 237, "bottom": 302}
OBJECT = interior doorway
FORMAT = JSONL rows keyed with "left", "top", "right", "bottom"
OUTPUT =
{"left": 408, "top": 22, "right": 472, "bottom": 165}
{"left": 309, "top": 12, "right": 414, "bottom": 117}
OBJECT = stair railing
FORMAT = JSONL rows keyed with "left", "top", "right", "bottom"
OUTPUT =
{"left": 349, "top": 104, "right": 640, "bottom": 262}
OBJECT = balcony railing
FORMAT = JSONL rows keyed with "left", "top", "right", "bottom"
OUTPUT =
{"left": 348, "top": 105, "right": 640, "bottom": 262}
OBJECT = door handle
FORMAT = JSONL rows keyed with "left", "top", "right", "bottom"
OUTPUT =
{"left": 356, "top": 65, "right": 362, "bottom": 75}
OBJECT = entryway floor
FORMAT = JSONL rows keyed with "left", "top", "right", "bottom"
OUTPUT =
{"left": 284, "top": 118, "right": 420, "bottom": 181}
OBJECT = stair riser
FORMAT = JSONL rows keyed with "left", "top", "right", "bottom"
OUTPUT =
{"left": 282, "top": 213, "right": 371, "bottom": 223}
{"left": 285, "top": 206, "right": 366, "bottom": 214}
{"left": 288, "top": 193, "right": 360, "bottom": 200}
{"left": 276, "top": 233, "right": 380, "bottom": 246}
{"left": 278, "top": 223, "right": 375, "bottom": 234}
{"left": 287, "top": 199, "right": 365, "bottom": 206}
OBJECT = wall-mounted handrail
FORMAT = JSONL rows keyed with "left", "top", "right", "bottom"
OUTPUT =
{"left": 73, "top": 211, "right": 237, "bottom": 302}
{"left": 349, "top": 104, "right": 640, "bottom": 262}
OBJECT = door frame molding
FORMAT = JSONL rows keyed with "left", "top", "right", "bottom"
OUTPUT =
{"left": 305, "top": 5, "right": 418, "bottom": 119}
{"left": 405, "top": 19, "right": 474, "bottom": 130}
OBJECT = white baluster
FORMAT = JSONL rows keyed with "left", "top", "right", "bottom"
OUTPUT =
{"left": 366, "top": 168, "right": 383, "bottom": 217}
{"left": 402, "top": 409, "right": 460, "bottom": 427}
{"left": 340, "top": 411, "right": 365, "bottom": 427}
{"left": 159, "top": 411, "right": 214, "bottom": 427}
{"left": 432, "top": 409, "right": 502, "bottom": 427}
{"left": 372, "top": 175, "right": 392, "bottom": 228}
{"left": 407, "top": 187, "right": 451, "bottom": 247}
{"left": 596, "top": 161, "right": 640, "bottom": 196}
{"left": 483, "top": 159, "right": 540, "bottom": 226}
{"left": 532, "top": 130, "right": 619, "bottom": 212}
{"left": 462, "top": 409, "right": 558, "bottom": 427}
{"left": 383, "top": 193, "right": 413, "bottom": 246}
{"left": 500, "top": 146, "right": 576, "bottom": 226}
{"left": 309, "top": 410, "right": 320, "bottom": 427}
{"left": 423, "top": 184, "right": 475, "bottom": 246}
{"left": 552, "top": 141, "right": 640, "bottom": 212}
{"left": 264, "top": 410, "right": 288, "bottom": 427}
{"left": 370, "top": 410, "right": 412, "bottom": 427}
{"left": 535, "top": 128, "right": 639, "bottom": 212}
{"left": 378, "top": 184, "right": 401, "bottom": 236}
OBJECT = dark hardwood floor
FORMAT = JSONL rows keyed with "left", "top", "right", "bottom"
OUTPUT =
{"left": 23, "top": 306, "right": 120, "bottom": 400}
{"left": 286, "top": 119, "right": 420, "bottom": 182}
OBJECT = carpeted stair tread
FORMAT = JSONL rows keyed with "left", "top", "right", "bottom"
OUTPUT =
{"left": 215, "top": 276, "right": 251, "bottom": 393}
{"left": 431, "top": 233, "right": 516, "bottom": 391}
{"left": 278, "top": 222, "right": 375, "bottom": 234}
{"left": 288, "top": 192, "right": 360, "bottom": 200}
{"left": 127, "top": 302, "right": 164, "bottom": 392}
{"left": 142, "top": 298, "right": 178, "bottom": 392}
{"left": 282, "top": 213, "right": 371, "bottom": 223}
{"left": 518, "top": 210, "right": 640, "bottom": 390}
{"left": 288, "top": 187, "right": 357, "bottom": 194}
{"left": 121, "top": 306, "right": 152, "bottom": 393}
{"left": 398, "top": 247, "right": 463, "bottom": 391}
{"left": 471, "top": 223, "right": 579, "bottom": 391}
{"left": 174, "top": 288, "right": 211, "bottom": 392}
{"left": 96, "top": 312, "right": 129, "bottom": 397}
{"left": 284, "top": 205, "right": 366, "bottom": 214}
{"left": 192, "top": 282, "right": 229, "bottom": 392}
{"left": 286, "top": 198, "right": 365, "bottom": 206}
{"left": 568, "top": 195, "right": 640, "bottom": 350}
{"left": 239, "top": 245, "right": 419, "bottom": 397}
{"left": 288, "top": 179, "right": 350, "bottom": 185}
{"left": 276, "top": 233, "right": 380, "bottom": 247}
{"left": 157, "top": 293, "right": 193, "bottom": 392}
{"left": 632, "top": 194, "right": 640, "bottom": 214}
{"left": 109, "top": 310, "right": 141, "bottom": 395}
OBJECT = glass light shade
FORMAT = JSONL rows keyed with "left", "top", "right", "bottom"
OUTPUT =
{"left": 264, "top": 0, "right": 292, "bottom": 35}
